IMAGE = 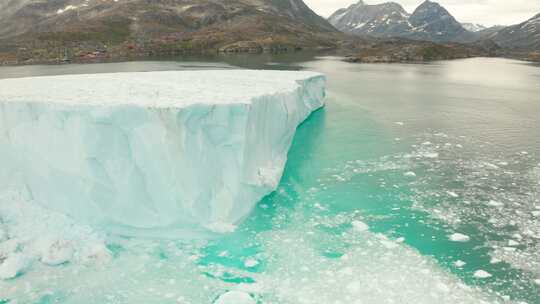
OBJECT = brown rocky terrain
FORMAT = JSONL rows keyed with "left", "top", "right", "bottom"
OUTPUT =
{"left": 345, "top": 38, "right": 500, "bottom": 63}
{"left": 0, "top": 0, "right": 341, "bottom": 65}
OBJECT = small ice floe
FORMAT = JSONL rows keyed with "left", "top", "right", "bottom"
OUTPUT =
{"left": 490, "top": 257, "right": 501, "bottom": 264}
{"left": 532, "top": 211, "right": 540, "bottom": 217}
{"left": 395, "top": 122, "right": 405, "bottom": 126}
{"left": 534, "top": 279, "right": 540, "bottom": 286}
{"left": 422, "top": 141, "right": 432, "bottom": 146}
{"left": 395, "top": 237, "right": 405, "bottom": 243}
{"left": 403, "top": 171, "right": 417, "bottom": 177}
{"left": 351, "top": 220, "right": 369, "bottom": 232}
{"left": 0, "top": 253, "right": 30, "bottom": 280}
{"left": 473, "top": 270, "right": 492, "bottom": 279}
{"left": 421, "top": 152, "right": 439, "bottom": 159}
{"left": 446, "top": 191, "right": 459, "bottom": 198}
{"left": 508, "top": 240, "right": 520, "bottom": 247}
{"left": 449, "top": 233, "right": 470, "bottom": 242}
{"left": 244, "top": 259, "right": 259, "bottom": 268}
{"left": 456, "top": 144, "right": 463, "bottom": 148}
{"left": 487, "top": 200, "right": 504, "bottom": 207}
{"left": 39, "top": 239, "right": 74, "bottom": 266}
{"left": 81, "top": 243, "right": 112, "bottom": 264}
{"left": 483, "top": 162, "right": 500, "bottom": 170}
{"left": 454, "top": 260, "right": 467, "bottom": 268}
{"left": 205, "top": 222, "right": 237, "bottom": 233}
{"left": 520, "top": 151, "right": 529, "bottom": 155}
{"left": 214, "top": 290, "right": 255, "bottom": 304}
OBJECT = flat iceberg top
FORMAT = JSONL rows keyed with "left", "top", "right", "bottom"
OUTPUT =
{"left": 0, "top": 70, "right": 323, "bottom": 108}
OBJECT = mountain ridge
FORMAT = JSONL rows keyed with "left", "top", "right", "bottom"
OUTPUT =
{"left": 329, "top": 0, "right": 474, "bottom": 43}
{"left": 0, "top": 0, "right": 341, "bottom": 64}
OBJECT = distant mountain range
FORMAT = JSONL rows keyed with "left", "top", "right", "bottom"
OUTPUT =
{"left": 0, "top": 0, "right": 339, "bottom": 63}
{"left": 0, "top": 0, "right": 538, "bottom": 65}
{"left": 489, "top": 13, "right": 540, "bottom": 51}
{"left": 328, "top": 0, "right": 473, "bottom": 42}
{"left": 329, "top": 0, "right": 539, "bottom": 52}
{"left": 461, "top": 23, "right": 487, "bottom": 33}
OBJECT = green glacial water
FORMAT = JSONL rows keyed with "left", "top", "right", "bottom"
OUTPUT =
{"left": 0, "top": 55, "right": 539, "bottom": 303}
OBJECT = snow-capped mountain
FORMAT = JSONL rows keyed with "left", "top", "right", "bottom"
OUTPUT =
{"left": 490, "top": 13, "right": 540, "bottom": 50}
{"left": 329, "top": 0, "right": 472, "bottom": 42}
{"left": 462, "top": 23, "right": 487, "bottom": 32}
{"left": 0, "top": 0, "right": 337, "bottom": 45}
{"left": 328, "top": 1, "right": 412, "bottom": 38}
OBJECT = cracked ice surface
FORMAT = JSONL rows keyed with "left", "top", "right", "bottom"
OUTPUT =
{"left": 0, "top": 70, "right": 326, "bottom": 234}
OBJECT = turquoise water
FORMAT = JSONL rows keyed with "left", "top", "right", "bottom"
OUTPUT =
{"left": 0, "top": 56, "right": 539, "bottom": 303}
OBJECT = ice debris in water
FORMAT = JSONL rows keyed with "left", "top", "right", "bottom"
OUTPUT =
{"left": 0, "top": 70, "right": 326, "bottom": 234}
{"left": 38, "top": 239, "right": 74, "bottom": 266}
{"left": 488, "top": 200, "right": 504, "bottom": 207}
{"left": 454, "top": 260, "right": 467, "bottom": 268}
{"left": 0, "top": 253, "right": 30, "bottom": 280}
{"left": 446, "top": 191, "right": 459, "bottom": 198}
{"left": 449, "top": 233, "right": 470, "bottom": 242}
{"left": 351, "top": 220, "right": 369, "bottom": 232}
{"left": 473, "top": 270, "right": 493, "bottom": 279}
{"left": 0, "top": 191, "right": 110, "bottom": 279}
{"left": 244, "top": 259, "right": 259, "bottom": 268}
{"left": 214, "top": 291, "right": 255, "bottom": 304}
{"left": 404, "top": 171, "right": 417, "bottom": 177}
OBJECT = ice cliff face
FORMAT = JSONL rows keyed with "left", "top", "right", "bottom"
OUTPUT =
{"left": 0, "top": 70, "right": 326, "bottom": 234}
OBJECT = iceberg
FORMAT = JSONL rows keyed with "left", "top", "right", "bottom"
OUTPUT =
{"left": 0, "top": 70, "right": 326, "bottom": 234}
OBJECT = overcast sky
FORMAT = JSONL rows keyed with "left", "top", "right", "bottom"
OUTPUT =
{"left": 304, "top": 0, "right": 540, "bottom": 26}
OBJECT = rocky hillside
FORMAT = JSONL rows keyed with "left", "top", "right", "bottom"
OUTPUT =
{"left": 0, "top": 0, "right": 339, "bottom": 64}
{"left": 345, "top": 38, "right": 500, "bottom": 63}
{"left": 489, "top": 13, "right": 540, "bottom": 51}
{"left": 329, "top": 0, "right": 473, "bottom": 43}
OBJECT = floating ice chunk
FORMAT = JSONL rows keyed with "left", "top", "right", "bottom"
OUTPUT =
{"left": 446, "top": 191, "right": 459, "bottom": 198}
{"left": 214, "top": 290, "right": 255, "bottom": 304}
{"left": 205, "top": 222, "right": 237, "bottom": 234}
{"left": 421, "top": 152, "right": 439, "bottom": 159}
{"left": 395, "top": 122, "right": 405, "bottom": 126}
{"left": 0, "top": 253, "right": 30, "bottom": 280}
{"left": 487, "top": 200, "right": 504, "bottom": 207}
{"left": 80, "top": 243, "right": 112, "bottom": 264}
{"left": 454, "top": 260, "right": 466, "bottom": 267}
{"left": 535, "top": 279, "right": 540, "bottom": 286}
{"left": 0, "top": 70, "right": 326, "bottom": 234}
{"left": 473, "top": 270, "right": 492, "bottom": 279}
{"left": 244, "top": 259, "right": 259, "bottom": 268}
{"left": 39, "top": 239, "right": 74, "bottom": 266}
{"left": 490, "top": 257, "right": 501, "bottom": 264}
{"left": 449, "top": 233, "right": 470, "bottom": 242}
{"left": 508, "top": 240, "right": 519, "bottom": 247}
{"left": 351, "top": 220, "right": 369, "bottom": 232}
{"left": 532, "top": 211, "right": 540, "bottom": 217}
{"left": 404, "top": 171, "right": 417, "bottom": 177}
